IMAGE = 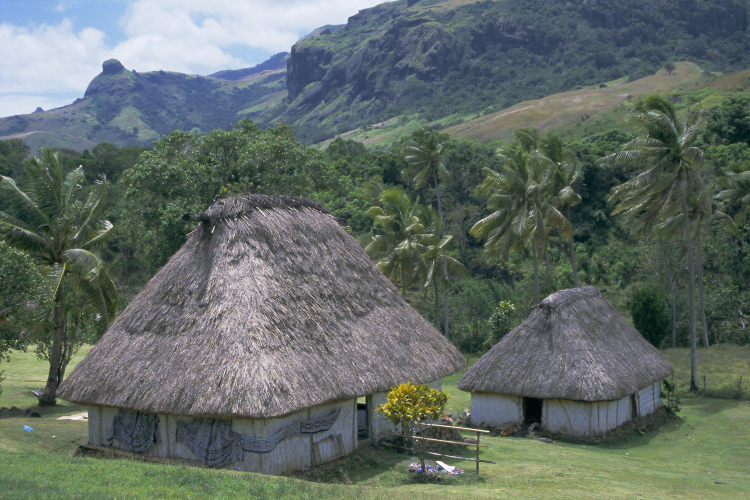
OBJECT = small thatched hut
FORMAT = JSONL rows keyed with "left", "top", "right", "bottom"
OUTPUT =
{"left": 58, "top": 195, "right": 464, "bottom": 473}
{"left": 458, "top": 287, "right": 673, "bottom": 437}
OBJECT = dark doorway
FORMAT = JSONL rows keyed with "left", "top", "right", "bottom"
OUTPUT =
{"left": 630, "top": 394, "right": 638, "bottom": 420}
{"left": 357, "top": 396, "right": 372, "bottom": 440}
{"left": 523, "top": 397, "right": 543, "bottom": 425}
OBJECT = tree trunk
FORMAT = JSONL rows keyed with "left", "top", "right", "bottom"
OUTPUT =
{"left": 434, "top": 171, "right": 449, "bottom": 339}
{"left": 695, "top": 225, "right": 709, "bottom": 348}
{"left": 567, "top": 205, "right": 579, "bottom": 287}
{"left": 532, "top": 244, "right": 540, "bottom": 304}
{"left": 433, "top": 277, "right": 441, "bottom": 331}
{"left": 545, "top": 249, "right": 551, "bottom": 295}
{"left": 39, "top": 288, "right": 63, "bottom": 406}
{"left": 682, "top": 200, "right": 699, "bottom": 392}
{"left": 660, "top": 240, "right": 677, "bottom": 348}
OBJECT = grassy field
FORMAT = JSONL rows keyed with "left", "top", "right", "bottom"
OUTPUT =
{"left": 1, "top": 347, "right": 749, "bottom": 499}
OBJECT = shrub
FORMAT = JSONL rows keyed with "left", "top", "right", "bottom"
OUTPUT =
{"left": 630, "top": 284, "right": 670, "bottom": 347}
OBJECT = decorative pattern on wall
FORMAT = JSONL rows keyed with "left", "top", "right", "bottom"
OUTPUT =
{"left": 176, "top": 408, "right": 341, "bottom": 468}
{"left": 108, "top": 409, "right": 160, "bottom": 453}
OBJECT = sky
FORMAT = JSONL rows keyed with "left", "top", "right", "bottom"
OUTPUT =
{"left": 0, "top": 0, "right": 392, "bottom": 117}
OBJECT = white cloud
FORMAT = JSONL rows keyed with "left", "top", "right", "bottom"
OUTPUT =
{"left": 0, "top": 19, "right": 108, "bottom": 96}
{"left": 0, "top": 0, "right": 392, "bottom": 117}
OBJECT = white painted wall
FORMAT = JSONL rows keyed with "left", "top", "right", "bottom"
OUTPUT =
{"left": 87, "top": 399, "right": 356, "bottom": 474}
{"left": 469, "top": 393, "right": 522, "bottom": 427}
{"left": 636, "top": 381, "right": 662, "bottom": 417}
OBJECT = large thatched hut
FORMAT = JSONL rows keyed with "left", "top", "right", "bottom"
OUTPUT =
{"left": 59, "top": 195, "right": 464, "bottom": 473}
{"left": 458, "top": 287, "right": 673, "bottom": 437}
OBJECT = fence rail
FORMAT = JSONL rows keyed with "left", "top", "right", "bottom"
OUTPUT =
{"left": 383, "top": 421, "right": 495, "bottom": 474}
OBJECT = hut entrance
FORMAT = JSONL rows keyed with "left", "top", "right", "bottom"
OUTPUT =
{"left": 357, "top": 396, "right": 372, "bottom": 441}
{"left": 630, "top": 394, "right": 638, "bottom": 420}
{"left": 523, "top": 397, "right": 543, "bottom": 425}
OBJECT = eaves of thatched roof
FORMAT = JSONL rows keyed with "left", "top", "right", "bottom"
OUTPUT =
{"left": 59, "top": 195, "right": 465, "bottom": 419}
{"left": 457, "top": 287, "right": 673, "bottom": 402}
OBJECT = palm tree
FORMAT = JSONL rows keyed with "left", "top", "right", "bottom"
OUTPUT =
{"left": 0, "top": 147, "right": 118, "bottom": 405}
{"left": 539, "top": 134, "right": 583, "bottom": 286}
{"left": 601, "top": 94, "right": 704, "bottom": 391}
{"left": 365, "top": 187, "right": 431, "bottom": 295}
{"left": 471, "top": 143, "right": 569, "bottom": 303}
{"left": 715, "top": 161, "right": 750, "bottom": 225}
{"left": 418, "top": 205, "right": 469, "bottom": 331}
{"left": 403, "top": 127, "right": 452, "bottom": 337}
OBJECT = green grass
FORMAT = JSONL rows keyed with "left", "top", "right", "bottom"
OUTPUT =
{"left": 1, "top": 347, "right": 749, "bottom": 499}
{"left": 661, "top": 345, "right": 750, "bottom": 399}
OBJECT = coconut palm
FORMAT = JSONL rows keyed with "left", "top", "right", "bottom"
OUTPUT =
{"left": 471, "top": 143, "right": 569, "bottom": 303}
{"left": 540, "top": 134, "right": 583, "bottom": 286}
{"left": 403, "top": 127, "right": 452, "bottom": 337}
{"left": 0, "top": 147, "right": 118, "bottom": 405}
{"left": 715, "top": 161, "right": 750, "bottom": 225}
{"left": 366, "top": 187, "right": 432, "bottom": 295}
{"left": 601, "top": 94, "right": 704, "bottom": 391}
{"left": 418, "top": 205, "right": 469, "bottom": 332}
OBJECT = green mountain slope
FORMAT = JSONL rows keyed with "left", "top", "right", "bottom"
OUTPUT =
{"left": 281, "top": 0, "right": 750, "bottom": 142}
{"left": 1, "top": 0, "right": 749, "bottom": 150}
{"left": 0, "top": 59, "right": 287, "bottom": 153}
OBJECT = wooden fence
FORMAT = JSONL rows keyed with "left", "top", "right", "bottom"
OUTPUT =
{"left": 384, "top": 422, "right": 495, "bottom": 474}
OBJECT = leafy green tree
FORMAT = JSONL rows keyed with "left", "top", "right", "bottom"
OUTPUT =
{"left": 403, "top": 127, "right": 452, "bottom": 337}
{"left": 484, "top": 300, "right": 516, "bottom": 349}
{"left": 630, "top": 285, "right": 670, "bottom": 347}
{"left": 472, "top": 142, "right": 568, "bottom": 303}
{"left": 35, "top": 278, "right": 108, "bottom": 386}
{"left": 0, "top": 242, "right": 50, "bottom": 396}
{"left": 602, "top": 94, "right": 705, "bottom": 391}
{"left": 366, "top": 188, "right": 432, "bottom": 295}
{"left": 0, "top": 147, "right": 118, "bottom": 405}
{"left": 121, "top": 119, "right": 340, "bottom": 273}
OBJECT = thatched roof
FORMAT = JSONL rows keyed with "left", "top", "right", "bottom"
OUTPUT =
{"left": 59, "top": 195, "right": 465, "bottom": 419}
{"left": 458, "top": 287, "right": 673, "bottom": 402}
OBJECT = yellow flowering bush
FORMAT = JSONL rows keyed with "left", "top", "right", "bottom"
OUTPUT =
{"left": 377, "top": 382, "right": 448, "bottom": 429}
{"left": 377, "top": 382, "right": 449, "bottom": 475}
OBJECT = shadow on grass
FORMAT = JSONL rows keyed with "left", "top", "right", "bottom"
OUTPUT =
{"left": 532, "top": 407, "right": 683, "bottom": 451}
{"left": 0, "top": 402, "right": 86, "bottom": 420}
{"left": 288, "top": 444, "right": 486, "bottom": 488}
{"left": 681, "top": 397, "right": 742, "bottom": 415}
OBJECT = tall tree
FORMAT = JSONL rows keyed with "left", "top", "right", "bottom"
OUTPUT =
{"left": 403, "top": 127, "right": 452, "bottom": 337}
{"left": 471, "top": 143, "right": 568, "bottom": 303}
{"left": 539, "top": 134, "right": 583, "bottom": 287}
{"left": 418, "top": 205, "right": 469, "bottom": 330}
{"left": 366, "top": 188, "right": 431, "bottom": 295}
{"left": 601, "top": 94, "right": 705, "bottom": 392}
{"left": 0, "top": 147, "right": 118, "bottom": 405}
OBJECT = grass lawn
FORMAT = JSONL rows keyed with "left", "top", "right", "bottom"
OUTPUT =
{"left": 1, "top": 347, "right": 749, "bottom": 499}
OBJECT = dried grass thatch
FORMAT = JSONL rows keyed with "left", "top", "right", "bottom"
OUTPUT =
{"left": 458, "top": 287, "right": 673, "bottom": 401}
{"left": 59, "top": 195, "right": 465, "bottom": 418}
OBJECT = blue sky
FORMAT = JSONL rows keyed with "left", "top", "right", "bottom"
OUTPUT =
{"left": 0, "top": 0, "right": 391, "bottom": 117}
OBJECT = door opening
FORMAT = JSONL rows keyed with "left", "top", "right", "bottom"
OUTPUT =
{"left": 523, "top": 397, "right": 543, "bottom": 425}
{"left": 357, "top": 396, "right": 371, "bottom": 440}
{"left": 630, "top": 394, "right": 638, "bottom": 420}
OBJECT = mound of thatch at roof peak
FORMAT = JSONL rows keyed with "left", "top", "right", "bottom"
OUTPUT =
{"left": 458, "top": 287, "right": 673, "bottom": 402}
{"left": 59, "top": 194, "right": 465, "bottom": 419}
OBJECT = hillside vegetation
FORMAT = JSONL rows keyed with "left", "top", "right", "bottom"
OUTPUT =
{"left": 2, "top": 0, "right": 750, "bottom": 150}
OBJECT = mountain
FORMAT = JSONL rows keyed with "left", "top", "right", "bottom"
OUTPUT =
{"left": 208, "top": 52, "right": 289, "bottom": 81}
{"left": 1, "top": 0, "right": 749, "bottom": 151}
